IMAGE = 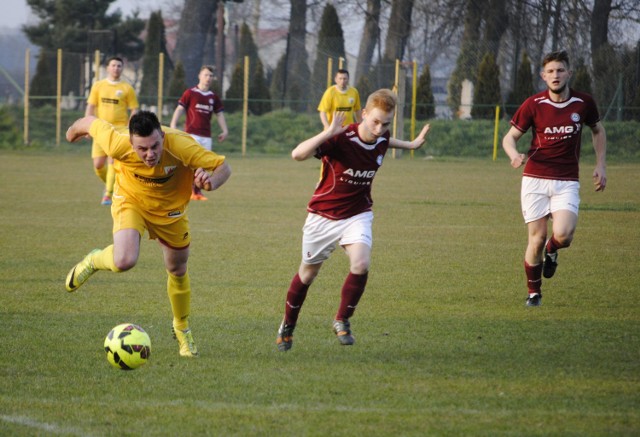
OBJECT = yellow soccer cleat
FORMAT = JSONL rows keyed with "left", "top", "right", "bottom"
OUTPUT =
{"left": 172, "top": 326, "right": 199, "bottom": 358}
{"left": 65, "top": 249, "right": 101, "bottom": 292}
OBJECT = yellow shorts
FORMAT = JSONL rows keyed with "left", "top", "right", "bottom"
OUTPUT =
{"left": 111, "top": 196, "right": 191, "bottom": 249}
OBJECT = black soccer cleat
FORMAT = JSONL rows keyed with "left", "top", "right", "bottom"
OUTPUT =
{"left": 276, "top": 320, "right": 295, "bottom": 351}
{"left": 542, "top": 246, "right": 558, "bottom": 279}
{"left": 526, "top": 293, "right": 542, "bottom": 307}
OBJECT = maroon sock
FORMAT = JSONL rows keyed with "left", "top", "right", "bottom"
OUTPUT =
{"left": 524, "top": 261, "right": 542, "bottom": 295}
{"left": 546, "top": 235, "right": 564, "bottom": 253}
{"left": 336, "top": 272, "right": 368, "bottom": 321}
{"left": 284, "top": 273, "right": 309, "bottom": 326}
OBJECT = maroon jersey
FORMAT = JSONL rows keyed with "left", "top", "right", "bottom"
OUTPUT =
{"left": 178, "top": 87, "right": 224, "bottom": 137}
{"left": 307, "top": 124, "right": 390, "bottom": 220}
{"left": 511, "top": 88, "right": 600, "bottom": 181}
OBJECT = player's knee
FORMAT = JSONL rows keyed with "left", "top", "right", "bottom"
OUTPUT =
{"left": 555, "top": 234, "right": 573, "bottom": 248}
{"left": 167, "top": 265, "right": 187, "bottom": 277}
{"left": 113, "top": 255, "right": 137, "bottom": 272}
{"left": 350, "top": 259, "right": 370, "bottom": 275}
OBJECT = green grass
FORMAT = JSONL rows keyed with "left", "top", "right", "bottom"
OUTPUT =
{"left": 0, "top": 151, "right": 639, "bottom": 436}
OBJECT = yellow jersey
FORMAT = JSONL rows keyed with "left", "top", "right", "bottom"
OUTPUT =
{"left": 89, "top": 119, "right": 226, "bottom": 220}
{"left": 87, "top": 79, "right": 139, "bottom": 127}
{"left": 317, "top": 86, "right": 361, "bottom": 125}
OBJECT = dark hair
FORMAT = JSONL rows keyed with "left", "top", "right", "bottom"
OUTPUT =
{"left": 106, "top": 56, "right": 124, "bottom": 66}
{"left": 129, "top": 111, "right": 161, "bottom": 137}
{"left": 336, "top": 69, "right": 349, "bottom": 76}
{"left": 542, "top": 50, "right": 570, "bottom": 69}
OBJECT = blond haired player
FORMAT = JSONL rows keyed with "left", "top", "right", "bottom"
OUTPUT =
{"left": 276, "top": 89, "right": 430, "bottom": 351}
{"left": 86, "top": 56, "right": 139, "bottom": 205}
{"left": 65, "top": 111, "right": 231, "bottom": 357}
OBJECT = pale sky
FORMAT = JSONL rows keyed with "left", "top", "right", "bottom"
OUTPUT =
{"left": 0, "top": 0, "right": 158, "bottom": 30}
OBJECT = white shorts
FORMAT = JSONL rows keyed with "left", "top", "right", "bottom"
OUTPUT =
{"left": 301, "top": 211, "right": 374, "bottom": 265}
{"left": 521, "top": 176, "right": 580, "bottom": 223}
{"left": 190, "top": 134, "right": 212, "bottom": 151}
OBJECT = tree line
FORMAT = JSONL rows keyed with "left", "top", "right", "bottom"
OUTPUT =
{"left": 23, "top": 0, "right": 640, "bottom": 121}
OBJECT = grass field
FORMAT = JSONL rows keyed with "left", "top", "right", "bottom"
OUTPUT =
{"left": 1, "top": 151, "right": 639, "bottom": 436}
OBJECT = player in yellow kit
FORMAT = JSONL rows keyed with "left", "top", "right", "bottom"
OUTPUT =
{"left": 64, "top": 110, "right": 231, "bottom": 358}
{"left": 86, "top": 56, "right": 139, "bottom": 205}
{"left": 317, "top": 69, "right": 361, "bottom": 129}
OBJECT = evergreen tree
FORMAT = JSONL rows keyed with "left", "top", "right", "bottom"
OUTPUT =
{"left": 225, "top": 61, "right": 244, "bottom": 113}
{"left": 270, "top": 1, "right": 310, "bottom": 112}
{"left": 270, "top": 47, "right": 311, "bottom": 112}
{"left": 311, "top": 4, "right": 346, "bottom": 105}
{"left": 571, "top": 58, "right": 593, "bottom": 95}
{"left": 168, "top": 61, "right": 187, "bottom": 100}
{"left": 24, "top": 0, "right": 143, "bottom": 98}
{"left": 447, "top": 0, "right": 482, "bottom": 116}
{"left": 506, "top": 52, "right": 535, "bottom": 114}
{"left": 270, "top": 55, "right": 287, "bottom": 111}
{"left": 0, "top": 106, "right": 21, "bottom": 147}
{"left": 471, "top": 53, "right": 502, "bottom": 120}
{"left": 139, "top": 11, "right": 173, "bottom": 104}
{"left": 29, "top": 51, "right": 56, "bottom": 107}
{"left": 416, "top": 64, "right": 435, "bottom": 120}
{"left": 226, "top": 23, "right": 271, "bottom": 115}
{"left": 250, "top": 61, "right": 271, "bottom": 115}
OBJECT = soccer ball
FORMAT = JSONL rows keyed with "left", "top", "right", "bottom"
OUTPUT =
{"left": 104, "top": 323, "right": 151, "bottom": 370}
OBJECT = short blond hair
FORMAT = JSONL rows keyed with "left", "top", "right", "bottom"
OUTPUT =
{"left": 365, "top": 89, "right": 397, "bottom": 113}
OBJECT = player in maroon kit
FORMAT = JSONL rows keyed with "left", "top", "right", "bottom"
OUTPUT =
{"left": 170, "top": 65, "right": 228, "bottom": 200}
{"left": 276, "top": 89, "right": 431, "bottom": 351}
{"left": 502, "top": 50, "right": 607, "bottom": 307}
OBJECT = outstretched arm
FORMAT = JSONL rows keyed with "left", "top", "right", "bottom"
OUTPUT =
{"left": 291, "top": 112, "right": 348, "bottom": 161}
{"left": 66, "top": 116, "right": 98, "bottom": 142}
{"left": 389, "top": 124, "right": 430, "bottom": 150}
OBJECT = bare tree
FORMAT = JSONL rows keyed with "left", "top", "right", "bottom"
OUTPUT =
{"left": 355, "top": 0, "right": 381, "bottom": 83}
{"left": 173, "top": 0, "right": 218, "bottom": 83}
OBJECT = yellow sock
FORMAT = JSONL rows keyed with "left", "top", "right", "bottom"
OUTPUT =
{"left": 105, "top": 163, "right": 115, "bottom": 195}
{"left": 94, "top": 166, "right": 107, "bottom": 183}
{"left": 91, "top": 245, "right": 121, "bottom": 272}
{"left": 167, "top": 271, "right": 191, "bottom": 331}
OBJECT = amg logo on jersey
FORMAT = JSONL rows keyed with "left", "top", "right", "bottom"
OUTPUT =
{"left": 195, "top": 103, "right": 213, "bottom": 112}
{"left": 343, "top": 169, "right": 376, "bottom": 178}
{"left": 544, "top": 125, "right": 579, "bottom": 134}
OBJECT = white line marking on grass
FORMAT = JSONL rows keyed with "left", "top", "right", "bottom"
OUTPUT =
{"left": 0, "top": 415, "right": 90, "bottom": 436}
